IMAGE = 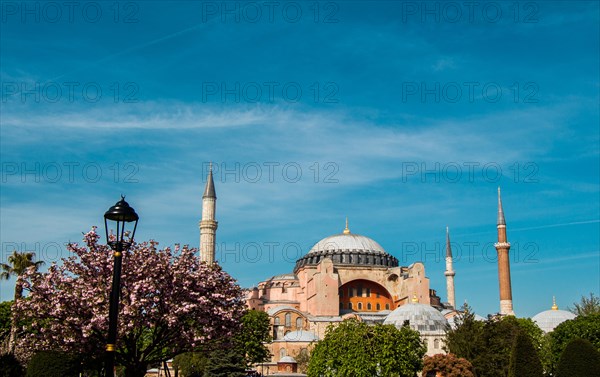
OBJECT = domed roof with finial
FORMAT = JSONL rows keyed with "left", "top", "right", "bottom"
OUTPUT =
{"left": 307, "top": 218, "right": 387, "bottom": 255}
{"left": 383, "top": 295, "right": 448, "bottom": 334}
{"left": 294, "top": 218, "right": 399, "bottom": 271}
{"left": 532, "top": 297, "right": 577, "bottom": 333}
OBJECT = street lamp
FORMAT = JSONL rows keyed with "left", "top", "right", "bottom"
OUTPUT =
{"left": 103, "top": 196, "right": 138, "bottom": 377}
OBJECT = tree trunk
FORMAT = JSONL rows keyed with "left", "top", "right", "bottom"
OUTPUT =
{"left": 8, "top": 281, "right": 23, "bottom": 353}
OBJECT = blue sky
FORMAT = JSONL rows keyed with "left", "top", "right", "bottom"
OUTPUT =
{"left": 1, "top": 1, "right": 598, "bottom": 318}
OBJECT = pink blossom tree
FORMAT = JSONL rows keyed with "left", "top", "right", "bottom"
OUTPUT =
{"left": 14, "top": 227, "right": 246, "bottom": 377}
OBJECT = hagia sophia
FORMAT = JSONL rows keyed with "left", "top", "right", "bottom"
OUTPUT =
{"left": 197, "top": 168, "right": 578, "bottom": 375}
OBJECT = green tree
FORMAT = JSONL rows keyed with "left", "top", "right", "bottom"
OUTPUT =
{"left": 513, "top": 317, "right": 552, "bottom": 374}
{"left": 444, "top": 303, "right": 484, "bottom": 361}
{"left": 550, "top": 314, "right": 600, "bottom": 369}
{"left": 307, "top": 319, "right": 426, "bottom": 377}
{"left": 0, "top": 301, "right": 12, "bottom": 348}
{"left": 25, "top": 350, "right": 81, "bottom": 377}
{"left": 173, "top": 352, "right": 208, "bottom": 377}
{"left": 450, "top": 316, "right": 543, "bottom": 377}
{"left": 568, "top": 293, "right": 600, "bottom": 316}
{"left": 0, "top": 251, "right": 44, "bottom": 353}
{"left": 203, "top": 344, "right": 246, "bottom": 377}
{"left": 0, "top": 252, "right": 45, "bottom": 301}
{"left": 555, "top": 338, "right": 600, "bottom": 377}
{"left": 236, "top": 309, "right": 272, "bottom": 367}
{"left": 508, "top": 331, "right": 543, "bottom": 377}
{"left": 422, "top": 353, "right": 475, "bottom": 377}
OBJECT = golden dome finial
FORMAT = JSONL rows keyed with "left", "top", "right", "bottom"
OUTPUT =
{"left": 343, "top": 217, "right": 350, "bottom": 234}
{"left": 412, "top": 294, "right": 419, "bottom": 303}
{"left": 551, "top": 296, "right": 558, "bottom": 311}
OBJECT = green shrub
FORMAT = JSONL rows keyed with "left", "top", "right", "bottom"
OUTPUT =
{"left": 26, "top": 350, "right": 81, "bottom": 377}
{"left": 556, "top": 338, "right": 600, "bottom": 377}
{"left": 0, "top": 353, "right": 25, "bottom": 377}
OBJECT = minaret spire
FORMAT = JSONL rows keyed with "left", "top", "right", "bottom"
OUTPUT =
{"left": 343, "top": 217, "right": 350, "bottom": 234}
{"left": 200, "top": 164, "right": 218, "bottom": 264}
{"left": 551, "top": 296, "right": 558, "bottom": 311}
{"left": 444, "top": 226, "right": 456, "bottom": 308}
{"left": 497, "top": 187, "right": 506, "bottom": 225}
{"left": 495, "top": 187, "right": 514, "bottom": 315}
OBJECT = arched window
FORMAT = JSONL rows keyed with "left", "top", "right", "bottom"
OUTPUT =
{"left": 274, "top": 317, "right": 280, "bottom": 325}
{"left": 385, "top": 304, "right": 390, "bottom": 310}
{"left": 376, "top": 303, "right": 381, "bottom": 311}
{"left": 367, "top": 303, "right": 372, "bottom": 311}
{"left": 285, "top": 313, "right": 291, "bottom": 327}
{"left": 366, "top": 288, "right": 371, "bottom": 297}
{"left": 348, "top": 302, "right": 353, "bottom": 310}
{"left": 296, "top": 317, "right": 303, "bottom": 329}
{"left": 280, "top": 348, "right": 286, "bottom": 358}
{"left": 357, "top": 302, "right": 362, "bottom": 310}
{"left": 357, "top": 286, "right": 363, "bottom": 297}
{"left": 434, "top": 339, "right": 440, "bottom": 349}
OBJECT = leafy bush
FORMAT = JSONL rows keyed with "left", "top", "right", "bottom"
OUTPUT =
{"left": 555, "top": 338, "right": 600, "bottom": 377}
{"left": 0, "top": 353, "right": 25, "bottom": 377}
{"left": 26, "top": 350, "right": 81, "bottom": 377}
{"left": 422, "top": 353, "right": 475, "bottom": 377}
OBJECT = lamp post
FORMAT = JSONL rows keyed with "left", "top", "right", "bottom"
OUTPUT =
{"left": 103, "top": 196, "right": 139, "bottom": 377}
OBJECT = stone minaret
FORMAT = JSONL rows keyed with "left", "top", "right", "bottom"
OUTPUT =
{"left": 199, "top": 164, "right": 218, "bottom": 264}
{"left": 444, "top": 226, "right": 456, "bottom": 309}
{"left": 495, "top": 187, "right": 514, "bottom": 315}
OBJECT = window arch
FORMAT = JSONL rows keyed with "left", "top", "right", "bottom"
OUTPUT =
{"left": 385, "top": 303, "right": 390, "bottom": 310}
{"left": 274, "top": 317, "right": 280, "bottom": 325}
{"left": 357, "top": 302, "right": 363, "bottom": 310}
{"left": 376, "top": 303, "right": 381, "bottom": 311}
{"left": 348, "top": 302, "right": 353, "bottom": 310}
{"left": 367, "top": 303, "right": 372, "bottom": 311}
{"left": 434, "top": 339, "right": 440, "bottom": 349}
{"left": 285, "top": 313, "right": 291, "bottom": 327}
{"left": 296, "top": 317, "right": 303, "bottom": 329}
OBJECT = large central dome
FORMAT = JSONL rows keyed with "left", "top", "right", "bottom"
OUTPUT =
{"left": 294, "top": 221, "right": 399, "bottom": 271}
{"left": 308, "top": 233, "right": 387, "bottom": 255}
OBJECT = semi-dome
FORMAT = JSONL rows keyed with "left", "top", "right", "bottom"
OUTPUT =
{"left": 384, "top": 301, "right": 448, "bottom": 334}
{"left": 278, "top": 356, "right": 297, "bottom": 363}
{"left": 294, "top": 220, "right": 399, "bottom": 272}
{"left": 532, "top": 298, "right": 576, "bottom": 333}
{"left": 282, "top": 330, "right": 319, "bottom": 342}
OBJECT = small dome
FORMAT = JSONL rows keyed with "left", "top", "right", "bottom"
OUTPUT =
{"left": 282, "top": 330, "right": 319, "bottom": 342}
{"left": 269, "top": 273, "right": 298, "bottom": 281}
{"left": 447, "top": 313, "right": 486, "bottom": 329}
{"left": 279, "top": 356, "right": 297, "bottom": 363}
{"left": 384, "top": 303, "right": 448, "bottom": 334}
{"left": 532, "top": 309, "right": 576, "bottom": 333}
